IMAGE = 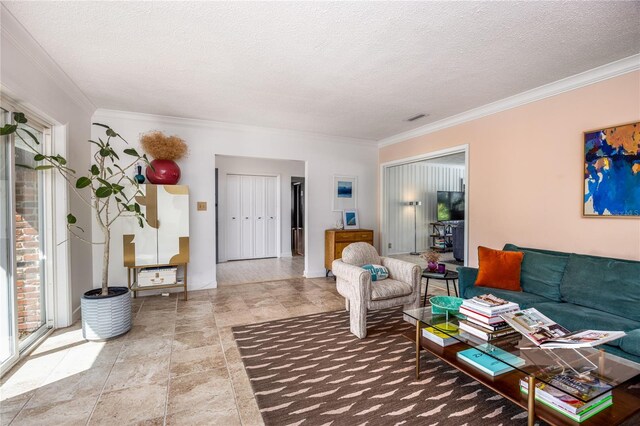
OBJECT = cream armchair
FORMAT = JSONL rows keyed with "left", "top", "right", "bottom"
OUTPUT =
{"left": 332, "top": 242, "right": 422, "bottom": 338}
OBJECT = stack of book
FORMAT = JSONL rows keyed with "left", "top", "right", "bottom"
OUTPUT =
{"left": 520, "top": 366, "right": 613, "bottom": 422}
{"left": 458, "top": 294, "right": 520, "bottom": 341}
{"left": 421, "top": 324, "right": 460, "bottom": 347}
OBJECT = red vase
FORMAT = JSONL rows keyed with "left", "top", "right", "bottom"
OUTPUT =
{"left": 146, "top": 159, "right": 181, "bottom": 185}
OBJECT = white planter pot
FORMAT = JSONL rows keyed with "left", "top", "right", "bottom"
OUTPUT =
{"left": 81, "top": 286, "right": 132, "bottom": 341}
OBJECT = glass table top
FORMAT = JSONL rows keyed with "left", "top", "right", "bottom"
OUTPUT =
{"left": 404, "top": 306, "right": 640, "bottom": 403}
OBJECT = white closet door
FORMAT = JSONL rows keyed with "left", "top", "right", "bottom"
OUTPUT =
{"left": 266, "top": 177, "right": 278, "bottom": 257}
{"left": 240, "top": 175, "right": 254, "bottom": 259}
{"left": 227, "top": 175, "right": 241, "bottom": 260}
{"left": 253, "top": 177, "right": 266, "bottom": 258}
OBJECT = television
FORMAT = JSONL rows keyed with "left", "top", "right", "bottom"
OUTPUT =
{"left": 437, "top": 191, "right": 465, "bottom": 221}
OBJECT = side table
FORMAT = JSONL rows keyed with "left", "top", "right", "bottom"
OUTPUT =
{"left": 422, "top": 269, "right": 459, "bottom": 306}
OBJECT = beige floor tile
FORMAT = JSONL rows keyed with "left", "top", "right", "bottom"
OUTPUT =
{"left": 27, "top": 366, "right": 111, "bottom": 407}
{"left": 249, "top": 304, "right": 290, "bottom": 322}
{"left": 0, "top": 391, "right": 33, "bottom": 425}
{"left": 167, "top": 370, "right": 235, "bottom": 414}
{"left": 214, "top": 310, "right": 256, "bottom": 327}
{"left": 170, "top": 345, "right": 227, "bottom": 378}
{"left": 165, "top": 407, "right": 241, "bottom": 425}
{"left": 172, "top": 328, "right": 219, "bottom": 351}
{"left": 89, "top": 382, "right": 167, "bottom": 425}
{"left": 103, "top": 354, "right": 169, "bottom": 392}
{"left": 123, "top": 322, "right": 176, "bottom": 341}
{"left": 236, "top": 396, "right": 265, "bottom": 426}
{"left": 174, "top": 317, "right": 216, "bottom": 334}
{"left": 116, "top": 336, "right": 173, "bottom": 363}
{"left": 12, "top": 394, "right": 98, "bottom": 426}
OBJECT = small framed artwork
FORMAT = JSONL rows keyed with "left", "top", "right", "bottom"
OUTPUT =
{"left": 343, "top": 209, "right": 359, "bottom": 229}
{"left": 333, "top": 175, "right": 357, "bottom": 211}
{"left": 583, "top": 121, "right": 639, "bottom": 217}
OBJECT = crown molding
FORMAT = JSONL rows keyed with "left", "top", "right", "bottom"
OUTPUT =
{"left": 93, "top": 108, "right": 378, "bottom": 147}
{"left": 1, "top": 4, "right": 96, "bottom": 114}
{"left": 378, "top": 54, "right": 640, "bottom": 147}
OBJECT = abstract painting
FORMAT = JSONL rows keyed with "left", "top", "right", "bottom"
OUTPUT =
{"left": 343, "top": 209, "right": 359, "bottom": 229}
{"left": 584, "top": 121, "right": 640, "bottom": 217}
{"left": 337, "top": 181, "right": 353, "bottom": 198}
{"left": 333, "top": 175, "right": 357, "bottom": 211}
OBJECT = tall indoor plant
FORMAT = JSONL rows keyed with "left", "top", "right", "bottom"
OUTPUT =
{"left": 1, "top": 112, "right": 150, "bottom": 339}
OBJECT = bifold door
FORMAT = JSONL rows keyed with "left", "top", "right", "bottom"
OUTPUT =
{"left": 227, "top": 175, "right": 277, "bottom": 260}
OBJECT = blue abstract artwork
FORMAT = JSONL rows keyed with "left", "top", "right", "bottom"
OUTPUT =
{"left": 584, "top": 122, "right": 640, "bottom": 217}
{"left": 345, "top": 211, "right": 357, "bottom": 226}
{"left": 337, "top": 181, "right": 353, "bottom": 198}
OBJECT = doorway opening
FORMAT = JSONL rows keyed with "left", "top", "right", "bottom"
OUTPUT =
{"left": 215, "top": 155, "right": 306, "bottom": 286}
{"left": 380, "top": 146, "right": 469, "bottom": 297}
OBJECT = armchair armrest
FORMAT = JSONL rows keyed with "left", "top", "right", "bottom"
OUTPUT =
{"left": 457, "top": 266, "right": 478, "bottom": 298}
{"left": 381, "top": 257, "right": 422, "bottom": 294}
{"left": 332, "top": 259, "right": 372, "bottom": 299}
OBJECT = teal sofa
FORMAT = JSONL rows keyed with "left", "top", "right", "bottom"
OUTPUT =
{"left": 457, "top": 244, "right": 640, "bottom": 363}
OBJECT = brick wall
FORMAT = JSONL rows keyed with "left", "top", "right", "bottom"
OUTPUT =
{"left": 15, "top": 149, "right": 44, "bottom": 341}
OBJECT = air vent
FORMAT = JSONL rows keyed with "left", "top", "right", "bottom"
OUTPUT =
{"left": 407, "top": 114, "right": 428, "bottom": 122}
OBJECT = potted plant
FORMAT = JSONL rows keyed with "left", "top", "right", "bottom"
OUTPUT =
{"left": 1, "top": 112, "right": 150, "bottom": 340}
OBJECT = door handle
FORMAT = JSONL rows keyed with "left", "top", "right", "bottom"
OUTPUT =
{"left": 232, "top": 217, "right": 236, "bottom": 219}
{"left": 258, "top": 217, "right": 262, "bottom": 219}
{"left": 245, "top": 217, "right": 249, "bottom": 219}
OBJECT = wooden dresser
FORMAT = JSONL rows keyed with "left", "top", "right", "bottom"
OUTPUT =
{"left": 324, "top": 229, "right": 374, "bottom": 276}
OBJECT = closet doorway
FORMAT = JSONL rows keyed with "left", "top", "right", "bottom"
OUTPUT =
{"left": 215, "top": 155, "right": 306, "bottom": 286}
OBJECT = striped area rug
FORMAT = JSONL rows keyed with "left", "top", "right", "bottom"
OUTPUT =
{"left": 233, "top": 307, "right": 531, "bottom": 425}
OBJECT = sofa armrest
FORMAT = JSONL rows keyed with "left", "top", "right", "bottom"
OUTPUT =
{"left": 381, "top": 257, "right": 422, "bottom": 294}
{"left": 457, "top": 266, "right": 478, "bottom": 298}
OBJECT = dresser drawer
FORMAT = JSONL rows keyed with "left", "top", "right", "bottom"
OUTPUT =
{"left": 335, "top": 231, "right": 373, "bottom": 242}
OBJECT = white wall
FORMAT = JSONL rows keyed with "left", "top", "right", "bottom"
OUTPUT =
{"left": 91, "top": 109, "right": 378, "bottom": 289}
{"left": 384, "top": 162, "right": 464, "bottom": 254}
{"left": 216, "top": 155, "right": 305, "bottom": 261}
{"left": 1, "top": 6, "right": 95, "bottom": 325}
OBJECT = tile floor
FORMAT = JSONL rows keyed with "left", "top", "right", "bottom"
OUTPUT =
{"left": 215, "top": 256, "right": 305, "bottom": 286}
{"left": 1, "top": 276, "right": 451, "bottom": 426}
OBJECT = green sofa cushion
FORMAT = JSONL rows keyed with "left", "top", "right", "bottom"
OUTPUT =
{"left": 600, "top": 344, "right": 640, "bottom": 364}
{"left": 560, "top": 254, "right": 640, "bottom": 322}
{"left": 534, "top": 302, "right": 640, "bottom": 348}
{"left": 619, "top": 329, "right": 640, "bottom": 358}
{"left": 462, "top": 286, "right": 551, "bottom": 309}
{"left": 504, "top": 244, "right": 568, "bottom": 302}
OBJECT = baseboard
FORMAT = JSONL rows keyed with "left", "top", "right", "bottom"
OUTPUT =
{"left": 304, "top": 269, "right": 327, "bottom": 279}
{"left": 280, "top": 251, "right": 293, "bottom": 258}
{"left": 72, "top": 305, "right": 81, "bottom": 323}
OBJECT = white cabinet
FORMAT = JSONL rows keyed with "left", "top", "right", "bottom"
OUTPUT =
{"left": 227, "top": 175, "right": 278, "bottom": 260}
{"left": 123, "top": 184, "right": 190, "bottom": 267}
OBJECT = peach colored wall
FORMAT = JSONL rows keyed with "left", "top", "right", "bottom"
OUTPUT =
{"left": 380, "top": 71, "right": 640, "bottom": 266}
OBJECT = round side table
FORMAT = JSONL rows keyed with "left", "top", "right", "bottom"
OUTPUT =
{"left": 421, "top": 270, "right": 459, "bottom": 306}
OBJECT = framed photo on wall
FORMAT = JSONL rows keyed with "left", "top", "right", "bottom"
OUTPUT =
{"left": 583, "top": 121, "right": 639, "bottom": 217}
{"left": 333, "top": 175, "right": 357, "bottom": 212}
{"left": 343, "top": 209, "right": 359, "bottom": 229}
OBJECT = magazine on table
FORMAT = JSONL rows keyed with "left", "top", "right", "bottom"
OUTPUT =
{"left": 533, "top": 365, "right": 613, "bottom": 401}
{"left": 500, "top": 308, "right": 625, "bottom": 348}
{"left": 463, "top": 294, "right": 519, "bottom": 315}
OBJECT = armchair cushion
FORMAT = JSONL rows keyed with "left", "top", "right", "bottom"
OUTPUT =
{"left": 341, "top": 242, "right": 380, "bottom": 266}
{"left": 371, "top": 279, "right": 413, "bottom": 301}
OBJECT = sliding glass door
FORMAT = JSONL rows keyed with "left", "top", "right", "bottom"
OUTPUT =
{"left": 1, "top": 108, "right": 51, "bottom": 374}
{"left": 1, "top": 108, "right": 17, "bottom": 370}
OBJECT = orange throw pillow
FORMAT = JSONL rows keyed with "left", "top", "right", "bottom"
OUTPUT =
{"left": 475, "top": 246, "right": 523, "bottom": 291}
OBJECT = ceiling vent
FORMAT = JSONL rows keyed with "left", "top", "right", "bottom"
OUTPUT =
{"left": 407, "top": 114, "right": 428, "bottom": 122}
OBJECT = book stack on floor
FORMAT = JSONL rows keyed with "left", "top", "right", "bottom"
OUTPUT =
{"left": 520, "top": 366, "right": 613, "bottom": 422}
{"left": 458, "top": 294, "right": 520, "bottom": 341}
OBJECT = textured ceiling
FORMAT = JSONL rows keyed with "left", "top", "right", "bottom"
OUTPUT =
{"left": 4, "top": 1, "right": 640, "bottom": 141}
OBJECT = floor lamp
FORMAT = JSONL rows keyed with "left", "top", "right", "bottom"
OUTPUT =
{"left": 408, "top": 201, "right": 422, "bottom": 255}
